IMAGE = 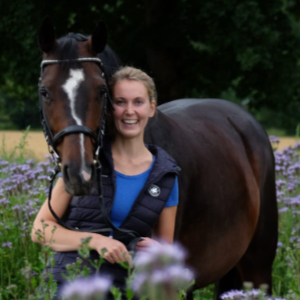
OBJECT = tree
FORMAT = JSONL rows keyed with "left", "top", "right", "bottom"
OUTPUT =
{"left": 1, "top": 0, "right": 300, "bottom": 131}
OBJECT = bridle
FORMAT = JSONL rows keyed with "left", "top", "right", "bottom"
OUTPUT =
{"left": 39, "top": 57, "right": 111, "bottom": 166}
{"left": 38, "top": 57, "right": 141, "bottom": 250}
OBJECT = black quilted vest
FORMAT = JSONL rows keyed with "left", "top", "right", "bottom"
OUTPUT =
{"left": 46, "top": 140, "right": 179, "bottom": 299}
{"left": 63, "top": 138, "right": 179, "bottom": 247}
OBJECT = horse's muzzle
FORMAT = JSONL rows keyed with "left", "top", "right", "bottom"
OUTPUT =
{"left": 62, "top": 161, "right": 96, "bottom": 195}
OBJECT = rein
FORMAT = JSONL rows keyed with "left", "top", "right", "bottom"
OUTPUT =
{"left": 38, "top": 57, "right": 141, "bottom": 251}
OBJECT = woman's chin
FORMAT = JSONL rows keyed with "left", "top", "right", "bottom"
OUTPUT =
{"left": 116, "top": 130, "right": 143, "bottom": 140}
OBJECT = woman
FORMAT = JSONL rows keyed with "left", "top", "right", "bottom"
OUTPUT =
{"left": 31, "top": 66, "right": 179, "bottom": 298}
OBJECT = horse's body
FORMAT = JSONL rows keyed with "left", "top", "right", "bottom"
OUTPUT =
{"left": 38, "top": 18, "right": 278, "bottom": 299}
{"left": 145, "top": 99, "right": 277, "bottom": 297}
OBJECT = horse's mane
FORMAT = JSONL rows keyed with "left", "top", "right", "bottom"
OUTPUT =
{"left": 55, "top": 33, "right": 121, "bottom": 83}
{"left": 98, "top": 46, "right": 122, "bottom": 83}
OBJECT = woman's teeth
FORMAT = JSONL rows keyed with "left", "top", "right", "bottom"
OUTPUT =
{"left": 123, "top": 120, "right": 138, "bottom": 124}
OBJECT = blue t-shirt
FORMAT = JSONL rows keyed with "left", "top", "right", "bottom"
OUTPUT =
{"left": 58, "top": 156, "right": 179, "bottom": 228}
{"left": 110, "top": 156, "right": 178, "bottom": 227}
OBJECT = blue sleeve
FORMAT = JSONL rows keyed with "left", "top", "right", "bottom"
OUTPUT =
{"left": 58, "top": 173, "right": 62, "bottom": 178}
{"left": 165, "top": 176, "right": 178, "bottom": 207}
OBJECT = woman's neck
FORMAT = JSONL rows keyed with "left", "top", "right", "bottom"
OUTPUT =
{"left": 111, "top": 135, "right": 153, "bottom": 175}
{"left": 111, "top": 135, "right": 148, "bottom": 159}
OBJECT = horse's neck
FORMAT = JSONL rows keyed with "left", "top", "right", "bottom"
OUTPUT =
{"left": 144, "top": 110, "right": 176, "bottom": 146}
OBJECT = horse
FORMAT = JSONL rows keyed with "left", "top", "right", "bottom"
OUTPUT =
{"left": 38, "top": 17, "right": 278, "bottom": 299}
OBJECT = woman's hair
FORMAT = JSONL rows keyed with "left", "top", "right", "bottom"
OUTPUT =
{"left": 109, "top": 66, "right": 157, "bottom": 102}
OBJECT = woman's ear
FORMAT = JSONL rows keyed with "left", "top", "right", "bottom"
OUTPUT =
{"left": 149, "top": 100, "right": 156, "bottom": 117}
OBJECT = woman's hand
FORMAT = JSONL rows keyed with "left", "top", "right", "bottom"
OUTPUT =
{"left": 135, "top": 237, "right": 160, "bottom": 251}
{"left": 91, "top": 235, "right": 132, "bottom": 266}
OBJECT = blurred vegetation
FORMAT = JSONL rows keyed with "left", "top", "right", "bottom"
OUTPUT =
{"left": 0, "top": 0, "right": 300, "bottom": 133}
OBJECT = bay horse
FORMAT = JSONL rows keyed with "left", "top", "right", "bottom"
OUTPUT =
{"left": 38, "top": 17, "right": 278, "bottom": 299}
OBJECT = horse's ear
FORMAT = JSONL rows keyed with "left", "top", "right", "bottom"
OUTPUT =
{"left": 38, "top": 16, "right": 57, "bottom": 53}
{"left": 89, "top": 21, "right": 107, "bottom": 54}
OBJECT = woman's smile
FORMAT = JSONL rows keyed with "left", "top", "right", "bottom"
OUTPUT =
{"left": 122, "top": 119, "right": 138, "bottom": 124}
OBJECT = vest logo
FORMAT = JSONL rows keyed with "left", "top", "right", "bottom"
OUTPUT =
{"left": 148, "top": 184, "right": 161, "bottom": 197}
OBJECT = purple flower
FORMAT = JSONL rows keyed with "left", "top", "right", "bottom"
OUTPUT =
{"left": 61, "top": 276, "right": 111, "bottom": 300}
{"left": 12, "top": 205, "right": 21, "bottom": 211}
{"left": 220, "top": 290, "right": 245, "bottom": 299}
{"left": 31, "top": 271, "right": 38, "bottom": 277}
{"left": 134, "top": 242, "right": 187, "bottom": 271}
{"left": 0, "top": 198, "right": 10, "bottom": 206}
{"left": 132, "top": 242, "right": 194, "bottom": 299}
{"left": 290, "top": 236, "right": 298, "bottom": 243}
{"left": 294, "top": 142, "right": 300, "bottom": 149}
{"left": 2, "top": 242, "right": 12, "bottom": 248}
{"left": 276, "top": 179, "right": 286, "bottom": 190}
{"left": 131, "top": 273, "right": 147, "bottom": 294}
{"left": 269, "top": 135, "right": 280, "bottom": 144}
{"left": 162, "top": 265, "right": 194, "bottom": 289}
{"left": 246, "top": 289, "right": 263, "bottom": 297}
{"left": 278, "top": 207, "right": 288, "bottom": 213}
{"left": 37, "top": 175, "right": 48, "bottom": 181}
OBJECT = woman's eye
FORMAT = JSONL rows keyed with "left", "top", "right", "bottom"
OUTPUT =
{"left": 114, "top": 100, "right": 124, "bottom": 105}
{"left": 135, "top": 100, "right": 143, "bottom": 105}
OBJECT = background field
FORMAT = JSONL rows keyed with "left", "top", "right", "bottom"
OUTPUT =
{"left": 0, "top": 130, "right": 297, "bottom": 161}
{"left": 0, "top": 131, "right": 49, "bottom": 161}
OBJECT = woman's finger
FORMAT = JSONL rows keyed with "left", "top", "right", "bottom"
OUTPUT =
{"left": 104, "top": 252, "right": 115, "bottom": 264}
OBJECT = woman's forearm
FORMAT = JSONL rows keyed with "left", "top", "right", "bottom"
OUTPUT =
{"left": 31, "top": 219, "right": 131, "bottom": 265}
{"left": 31, "top": 219, "right": 100, "bottom": 252}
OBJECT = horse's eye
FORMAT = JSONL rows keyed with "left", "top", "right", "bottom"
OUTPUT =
{"left": 40, "top": 88, "right": 51, "bottom": 102}
{"left": 98, "top": 87, "right": 107, "bottom": 100}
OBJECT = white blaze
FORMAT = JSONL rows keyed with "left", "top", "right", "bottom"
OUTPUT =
{"left": 62, "top": 69, "right": 91, "bottom": 182}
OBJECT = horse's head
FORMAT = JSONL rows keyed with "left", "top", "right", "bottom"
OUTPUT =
{"left": 38, "top": 17, "right": 113, "bottom": 195}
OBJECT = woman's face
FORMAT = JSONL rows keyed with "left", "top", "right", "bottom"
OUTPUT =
{"left": 112, "top": 79, "right": 155, "bottom": 140}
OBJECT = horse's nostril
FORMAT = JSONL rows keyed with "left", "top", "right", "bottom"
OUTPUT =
{"left": 61, "top": 161, "right": 95, "bottom": 194}
{"left": 81, "top": 169, "right": 92, "bottom": 181}
{"left": 63, "top": 164, "right": 70, "bottom": 182}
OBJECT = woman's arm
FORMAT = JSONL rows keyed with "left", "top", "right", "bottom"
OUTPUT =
{"left": 31, "top": 178, "right": 131, "bottom": 264}
{"left": 135, "top": 205, "right": 178, "bottom": 250}
{"left": 31, "top": 177, "right": 95, "bottom": 250}
{"left": 153, "top": 205, "right": 178, "bottom": 243}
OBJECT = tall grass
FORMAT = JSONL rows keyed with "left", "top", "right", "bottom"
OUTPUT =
{"left": 0, "top": 126, "right": 32, "bottom": 163}
{"left": 0, "top": 133, "right": 299, "bottom": 299}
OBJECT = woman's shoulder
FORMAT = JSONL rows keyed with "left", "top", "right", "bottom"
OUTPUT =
{"left": 146, "top": 144, "right": 180, "bottom": 174}
{"left": 146, "top": 143, "right": 174, "bottom": 160}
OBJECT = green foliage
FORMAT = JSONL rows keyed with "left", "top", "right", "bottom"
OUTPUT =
{"left": 110, "top": 286, "right": 122, "bottom": 300}
{"left": 0, "top": 0, "right": 300, "bottom": 130}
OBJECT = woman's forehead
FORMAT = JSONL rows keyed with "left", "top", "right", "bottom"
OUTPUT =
{"left": 113, "top": 80, "right": 148, "bottom": 97}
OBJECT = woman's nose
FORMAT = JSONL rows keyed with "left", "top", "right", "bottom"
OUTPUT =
{"left": 125, "top": 103, "right": 134, "bottom": 114}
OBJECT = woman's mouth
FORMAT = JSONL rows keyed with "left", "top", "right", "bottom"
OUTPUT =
{"left": 122, "top": 120, "right": 138, "bottom": 124}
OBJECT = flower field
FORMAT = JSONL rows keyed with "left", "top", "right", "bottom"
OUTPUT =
{"left": 0, "top": 136, "right": 299, "bottom": 299}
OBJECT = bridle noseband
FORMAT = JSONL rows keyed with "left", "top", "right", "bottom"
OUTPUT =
{"left": 39, "top": 57, "right": 141, "bottom": 250}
